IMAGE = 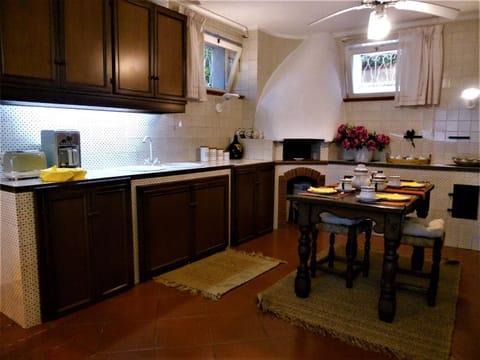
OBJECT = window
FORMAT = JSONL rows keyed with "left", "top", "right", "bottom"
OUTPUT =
{"left": 204, "top": 33, "right": 242, "bottom": 92}
{"left": 345, "top": 39, "right": 398, "bottom": 98}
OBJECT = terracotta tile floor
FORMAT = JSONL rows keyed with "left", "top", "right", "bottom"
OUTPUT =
{"left": 1, "top": 224, "right": 479, "bottom": 359}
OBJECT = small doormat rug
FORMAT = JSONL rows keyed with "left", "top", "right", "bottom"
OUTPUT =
{"left": 154, "top": 249, "right": 285, "bottom": 300}
{"left": 258, "top": 248, "right": 461, "bottom": 360}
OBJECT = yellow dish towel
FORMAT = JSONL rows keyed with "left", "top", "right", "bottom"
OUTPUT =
{"left": 40, "top": 166, "right": 87, "bottom": 182}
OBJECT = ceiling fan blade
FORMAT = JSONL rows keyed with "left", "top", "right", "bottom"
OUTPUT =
{"left": 308, "top": 5, "right": 369, "bottom": 27}
{"left": 393, "top": 0, "right": 459, "bottom": 20}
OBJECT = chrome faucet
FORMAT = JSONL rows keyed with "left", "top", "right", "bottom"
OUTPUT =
{"left": 142, "top": 136, "right": 158, "bottom": 165}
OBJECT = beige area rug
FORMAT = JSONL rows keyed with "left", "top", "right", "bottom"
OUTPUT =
{"left": 154, "top": 249, "right": 286, "bottom": 300}
{"left": 258, "top": 248, "right": 461, "bottom": 360}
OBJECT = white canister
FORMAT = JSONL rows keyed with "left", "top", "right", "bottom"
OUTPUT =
{"left": 209, "top": 148, "right": 217, "bottom": 161}
{"left": 200, "top": 146, "right": 209, "bottom": 162}
{"left": 223, "top": 151, "right": 230, "bottom": 161}
{"left": 217, "top": 149, "right": 224, "bottom": 161}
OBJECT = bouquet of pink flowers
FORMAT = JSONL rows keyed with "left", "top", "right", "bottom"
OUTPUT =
{"left": 373, "top": 132, "right": 391, "bottom": 151}
{"left": 335, "top": 123, "right": 376, "bottom": 150}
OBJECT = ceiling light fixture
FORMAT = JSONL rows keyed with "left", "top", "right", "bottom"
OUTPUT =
{"left": 367, "top": 6, "right": 391, "bottom": 40}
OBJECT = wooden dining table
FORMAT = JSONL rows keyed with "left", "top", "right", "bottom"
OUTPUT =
{"left": 288, "top": 183, "right": 435, "bottom": 323}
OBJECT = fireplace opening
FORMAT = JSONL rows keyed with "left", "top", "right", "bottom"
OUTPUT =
{"left": 278, "top": 167, "right": 325, "bottom": 227}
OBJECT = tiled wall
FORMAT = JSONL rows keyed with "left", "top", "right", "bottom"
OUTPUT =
{"left": 339, "top": 20, "right": 479, "bottom": 164}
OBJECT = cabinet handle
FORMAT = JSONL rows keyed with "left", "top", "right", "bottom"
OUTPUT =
{"left": 87, "top": 211, "right": 100, "bottom": 217}
{"left": 188, "top": 201, "right": 198, "bottom": 207}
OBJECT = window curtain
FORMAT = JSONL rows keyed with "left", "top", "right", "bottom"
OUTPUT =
{"left": 394, "top": 24, "right": 443, "bottom": 106}
{"left": 179, "top": 6, "right": 207, "bottom": 102}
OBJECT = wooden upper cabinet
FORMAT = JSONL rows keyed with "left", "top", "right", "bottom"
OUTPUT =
{"left": 0, "top": 0, "right": 111, "bottom": 92}
{"left": 155, "top": 7, "right": 186, "bottom": 99}
{"left": 0, "top": 0, "right": 56, "bottom": 84}
{"left": 61, "top": 0, "right": 112, "bottom": 92}
{"left": 114, "top": 0, "right": 153, "bottom": 96}
{"left": 114, "top": 0, "right": 186, "bottom": 100}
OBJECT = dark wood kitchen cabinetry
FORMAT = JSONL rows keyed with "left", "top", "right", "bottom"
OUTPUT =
{"left": 232, "top": 163, "right": 274, "bottom": 245}
{"left": 0, "top": 0, "right": 186, "bottom": 113}
{"left": 137, "top": 176, "right": 228, "bottom": 280}
{"left": 0, "top": 0, "right": 111, "bottom": 92}
{"left": 113, "top": 0, "right": 186, "bottom": 101}
{"left": 35, "top": 179, "right": 133, "bottom": 321}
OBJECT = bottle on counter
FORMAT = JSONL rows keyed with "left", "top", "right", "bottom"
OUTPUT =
{"left": 228, "top": 135, "right": 243, "bottom": 159}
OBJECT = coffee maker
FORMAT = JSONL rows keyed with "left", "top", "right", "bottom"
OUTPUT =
{"left": 41, "top": 130, "right": 81, "bottom": 168}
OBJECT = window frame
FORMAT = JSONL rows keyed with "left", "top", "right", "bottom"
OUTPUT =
{"left": 344, "top": 39, "right": 399, "bottom": 100}
{"left": 204, "top": 33, "right": 242, "bottom": 93}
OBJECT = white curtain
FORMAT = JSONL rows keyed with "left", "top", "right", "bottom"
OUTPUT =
{"left": 179, "top": 6, "right": 207, "bottom": 102}
{"left": 394, "top": 25, "right": 443, "bottom": 106}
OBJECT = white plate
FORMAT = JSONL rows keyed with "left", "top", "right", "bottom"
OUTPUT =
{"left": 335, "top": 187, "right": 355, "bottom": 193}
{"left": 356, "top": 195, "right": 380, "bottom": 203}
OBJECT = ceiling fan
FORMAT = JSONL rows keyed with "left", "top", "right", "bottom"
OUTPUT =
{"left": 309, "top": 0, "right": 460, "bottom": 39}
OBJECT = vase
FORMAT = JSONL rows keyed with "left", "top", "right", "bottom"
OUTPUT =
{"left": 373, "top": 146, "right": 389, "bottom": 162}
{"left": 342, "top": 148, "right": 355, "bottom": 161}
{"left": 354, "top": 148, "right": 373, "bottom": 163}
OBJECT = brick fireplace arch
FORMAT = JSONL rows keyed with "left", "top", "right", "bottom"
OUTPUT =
{"left": 278, "top": 167, "right": 325, "bottom": 227}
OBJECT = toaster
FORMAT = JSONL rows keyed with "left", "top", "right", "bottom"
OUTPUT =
{"left": 2, "top": 151, "right": 47, "bottom": 180}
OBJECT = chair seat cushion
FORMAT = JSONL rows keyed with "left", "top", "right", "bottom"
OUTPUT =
{"left": 320, "top": 212, "right": 364, "bottom": 226}
{"left": 402, "top": 217, "right": 445, "bottom": 238}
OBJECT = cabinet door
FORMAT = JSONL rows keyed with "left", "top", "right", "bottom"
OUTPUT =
{"left": 61, "top": 0, "right": 112, "bottom": 92}
{"left": 193, "top": 176, "right": 228, "bottom": 258}
{"left": 0, "top": 0, "right": 57, "bottom": 85}
{"left": 36, "top": 187, "right": 92, "bottom": 321}
{"left": 155, "top": 7, "right": 186, "bottom": 99}
{"left": 90, "top": 182, "right": 133, "bottom": 297}
{"left": 113, "top": 0, "right": 153, "bottom": 97}
{"left": 255, "top": 165, "right": 274, "bottom": 236}
{"left": 232, "top": 167, "right": 257, "bottom": 244}
{"left": 137, "top": 183, "right": 191, "bottom": 280}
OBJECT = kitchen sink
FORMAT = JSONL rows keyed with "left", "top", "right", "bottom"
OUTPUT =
{"left": 112, "top": 162, "right": 205, "bottom": 173}
{"left": 113, "top": 165, "right": 167, "bottom": 172}
{"left": 162, "top": 162, "right": 205, "bottom": 169}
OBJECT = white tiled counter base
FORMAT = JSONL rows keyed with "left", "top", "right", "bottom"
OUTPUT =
{"left": 0, "top": 191, "right": 41, "bottom": 328}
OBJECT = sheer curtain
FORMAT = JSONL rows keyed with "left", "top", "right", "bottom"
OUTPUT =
{"left": 394, "top": 25, "right": 443, "bottom": 106}
{"left": 179, "top": 6, "right": 207, "bottom": 102}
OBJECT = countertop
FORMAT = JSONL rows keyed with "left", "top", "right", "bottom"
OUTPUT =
{"left": 0, "top": 159, "right": 273, "bottom": 192}
{"left": 2, "top": 158, "right": 478, "bottom": 192}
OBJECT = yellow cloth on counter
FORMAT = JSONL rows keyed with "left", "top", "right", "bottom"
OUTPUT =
{"left": 40, "top": 166, "right": 87, "bottom": 182}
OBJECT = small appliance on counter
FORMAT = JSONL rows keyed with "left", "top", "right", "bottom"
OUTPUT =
{"left": 2, "top": 150, "right": 47, "bottom": 180}
{"left": 41, "top": 130, "right": 81, "bottom": 168}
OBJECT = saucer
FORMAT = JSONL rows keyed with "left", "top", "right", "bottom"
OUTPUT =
{"left": 335, "top": 187, "right": 355, "bottom": 193}
{"left": 356, "top": 195, "right": 380, "bottom": 203}
{"left": 387, "top": 183, "right": 402, "bottom": 188}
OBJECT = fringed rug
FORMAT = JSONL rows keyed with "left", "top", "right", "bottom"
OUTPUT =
{"left": 154, "top": 249, "right": 285, "bottom": 300}
{"left": 257, "top": 248, "right": 461, "bottom": 360}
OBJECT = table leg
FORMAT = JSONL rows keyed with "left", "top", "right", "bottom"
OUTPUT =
{"left": 295, "top": 224, "right": 312, "bottom": 298}
{"left": 378, "top": 220, "right": 400, "bottom": 322}
{"left": 345, "top": 226, "right": 357, "bottom": 288}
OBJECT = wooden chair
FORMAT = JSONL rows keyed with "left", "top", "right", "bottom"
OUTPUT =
{"left": 311, "top": 212, "right": 372, "bottom": 288}
{"left": 397, "top": 217, "right": 445, "bottom": 306}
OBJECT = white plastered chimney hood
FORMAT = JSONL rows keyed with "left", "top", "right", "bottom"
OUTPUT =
{"left": 255, "top": 32, "right": 343, "bottom": 141}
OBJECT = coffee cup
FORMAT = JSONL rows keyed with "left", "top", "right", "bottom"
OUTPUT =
{"left": 372, "top": 178, "right": 386, "bottom": 191}
{"left": 388, "top": 175, "right": 401, "bottom": 187}
{"left": 339, "top": 178, "right": 353, "bottom": 191}
{"left": 359, "top": 185, "right": 376, "bottom": 199}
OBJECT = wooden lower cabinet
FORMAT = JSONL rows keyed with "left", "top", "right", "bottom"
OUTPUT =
{"left": 137, "top": 175, "right": 228, "bottom": 280}
{"left": 35, "top": 179, "right": 133, "bottom": 321}
{"left": 232, "top": 163, "right": 274, "bottom": 245}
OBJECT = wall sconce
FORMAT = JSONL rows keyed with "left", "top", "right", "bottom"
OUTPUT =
{"left": 461, "top": 87, "right": 480, "bottom": 109}
{"left": 215, "top": 93, "right": 241, "bottom": 113}
{"left": 367, "top": 6, "right": 391, "bottom": 40}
